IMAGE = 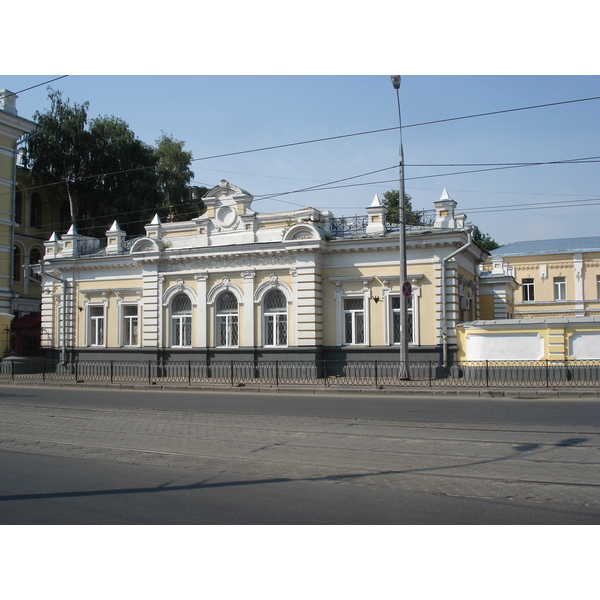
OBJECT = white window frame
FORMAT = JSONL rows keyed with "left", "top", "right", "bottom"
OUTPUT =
{"left": 170, "top": 293, "right": 192, "bottom": 348}
{"left": 342, "top": 296, "right": 366, "bottom": 346}
{"left": 330, "top": 277, "right": 373, "bottom": 347}
{"left": 215, "top": 291, "right": 239, "bottom": 348}
{"left": 389, "top": 294, "right": 415, "bottom": 345}
{"left": 88, "top": 305, "right": 105, "bottom": 347}
{"left": 554, "top": 277, "right": 566, "bottom": 301}
{"left": 263, "top": 289, "right": 288, "bottom": 347}
{"left": 121, "top": 304, "right": 140, "bottom": 347}
{"left": 522, "top": 278, "right": 535, "bottom": 302}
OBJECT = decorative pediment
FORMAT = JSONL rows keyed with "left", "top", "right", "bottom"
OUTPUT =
{"left": 130, "top": 237, "right": 162, "bottom": 253}
{"left": 253, "top": 274, "right": 293, "bottom": 303}
{"left": 282, "top": 223, "right": 321, "bottom": 242}
{"left": 206, "top": 277, "right": 244, "bottom": 306}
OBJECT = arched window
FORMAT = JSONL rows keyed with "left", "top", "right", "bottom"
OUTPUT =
{"left": 30, "top": 193, "right": 42, "bottom": 228}
{"left": 171, "top": 293, "right": 192, "bottom": 347}
{"left": 29, "top": 248, "right": 42, "bottom": 279}
{"left": 263, "top": 289, "right": 287, "bottom": 346}
{"left": 14, "top": 188, "right": 23, "bottom": 224}
{"left": 216, "top": 291, "right": 238, "bottom": 347}
{"left": 12, "top": 246, "right": 22, "bottom": 281}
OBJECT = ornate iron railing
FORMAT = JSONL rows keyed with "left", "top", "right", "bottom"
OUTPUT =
{"left": 2, "top": 359, "right": 600, "bottom": 389}
{"left": 330, "top": 211, "right": 437, "bottom": 238}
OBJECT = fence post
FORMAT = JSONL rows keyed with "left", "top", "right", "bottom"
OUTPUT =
{"left": 75, "top": 359, "right": 79, "bottom": 382}
{"left": 324, "top": 360, "right": 328, "bottom": 387}
{"left": 546, "top": 359, "right": 549, "bottom": 388}
{"left": 429, "top": 361, "right": 433, "bottom": 387}
{"left": 11, "top": 359, "right": 14, "bottom": 381}
{"left": 374, "top": 360, "right": 378, "bottom": 388}
{"left": 486, "top": 360, "right": 490, "bottom": 388}
{"left": 275, "top": 361, "right": 279, "bottom": 387}
{"left": 148, "top": 360, "right": 152, "bottom": 385}
{"left": 188, "top": 360, "right": 191, "bottom": 385}
{"left": 110, "top": 360, "right": 114, "bottom": 384}
{"left": 231, "top": 360, "right": 234, "bottom": 386}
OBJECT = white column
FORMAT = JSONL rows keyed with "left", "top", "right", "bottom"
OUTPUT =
{"left": 295, "top": 263, "right": 322, "bottom": 346}
{"left": 241, "top": 270, "right": 256, "bottom": 347}
{"left": 195, "top": 272, "right": 208, "bottom": 347}
{"left": 574, "top": 254, "right": 585, "bottom": 316}
{"left": 141, "top": 267, "right": 160, "bottom": 348}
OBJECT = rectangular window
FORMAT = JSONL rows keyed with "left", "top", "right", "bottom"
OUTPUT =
{"left": 122, "top": 305, "right": 138, "bottom": 346}
{"left": 89, "top": 306, "right": 104, "bottom": 346}
{"left": 554, "top": 277, "right": 566, "bottom": 301}
{"left": 173, "top": 315, "right": 192, "bottom": 346}
{"left": 217, "top": 315, "right": 238, "bottom": 347}
{"left": 391, "top": 296, "right": 414, "bottom": 344}
{"left": 265, "top": 314, "right": 287, "bottom": 346}
{"left": 343, "top": 297, "right": 365, "bottom": 345}
{"left": 522, "top": 278, "right": 535, "bottom": 302}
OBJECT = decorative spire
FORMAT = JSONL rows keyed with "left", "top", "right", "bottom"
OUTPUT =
{"left": 151, "top": 214, "right": 162, "bottom": 225}
{"left": 66, "top": 224, "right": 78, "bottom": 236}
{"left": 440, "top": 188, "right": 451, "bottom": 201}
{"left": 109, "top": 220, "right": 122, "bottom": 232}
{"left": 370, "top": 194, "right": 382, "bottom": 207}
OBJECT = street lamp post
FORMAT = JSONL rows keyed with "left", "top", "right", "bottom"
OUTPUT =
{"left": 391, "top": 76, "right": 410, "bottom": 379}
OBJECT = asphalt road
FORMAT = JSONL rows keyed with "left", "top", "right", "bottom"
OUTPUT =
{"left": 1, "top": 384, "right": 599, "bottom": 524}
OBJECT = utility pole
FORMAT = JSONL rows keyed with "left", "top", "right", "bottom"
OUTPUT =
{"left": 391, "top": 76, "right": 410, "bottom": 379}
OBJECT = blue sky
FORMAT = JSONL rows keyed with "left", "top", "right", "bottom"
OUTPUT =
{"left": 3, "top": 1, "right": 599, "bottom": 247}
{"left": 2, "top": 74, "right": 599, "bottom": 245}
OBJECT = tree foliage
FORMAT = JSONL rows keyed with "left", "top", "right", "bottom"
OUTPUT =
{"left": 27, "top": 88, "right": 202, "bottom": 238}
{"left": 28, "top": 89, "right": 90, "bottom": 230}
{"left": 382, "top": 189, "right": 423, "bottom": 225}
{"left": 471, "top": 225, "right": 500, "bottom": 252}
{"left": 155, "top": 132, "right": 206, "bottom": 222}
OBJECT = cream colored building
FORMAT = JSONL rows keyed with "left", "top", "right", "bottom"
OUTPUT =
{"left": 38, "top": 183, "right": 487, "bottom": 363}
{"left": 484, "top": 237, "right": 600, "bottom": 319}
{"left": 460, "top": 237, "right": 600, "bottom": 361}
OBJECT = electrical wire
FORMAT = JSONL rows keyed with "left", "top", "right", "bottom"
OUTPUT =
{"left": 9, "top": 91, "right": 600, "bottom": 197}
{"left": 1, "top": 76, "right": 69, "bottom": 100}
{"left": 6, "top": 87, "right": 600, "bottom": 234}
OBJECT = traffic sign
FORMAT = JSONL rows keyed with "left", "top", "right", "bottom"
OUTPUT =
{"left": 402, "top": 280, "right": 412, "bottom": 298}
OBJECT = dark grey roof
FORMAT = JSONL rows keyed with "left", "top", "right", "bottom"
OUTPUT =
{"left": 490, "top": 237, "right": 600, "bottom": 257}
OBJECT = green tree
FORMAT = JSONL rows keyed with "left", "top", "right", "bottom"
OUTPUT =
{"left": 28, "top": 89, "right": 90, "bottom": 228}
{"left": 382, "top": 189, "right": 423, "bottom": 225}
{"left": 471, "top": 225, "right": 500, "bottom": 252}
{"left": 27, "top": 89, "right": 205, "bottom": 238}
{"left": 155, "top": 132, "right": 205, "bottom": 221}
{"left": 81, "top": 115, "right": 161, "bottom": 236}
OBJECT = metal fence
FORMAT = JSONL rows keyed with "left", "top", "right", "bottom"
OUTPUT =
{"left": 2, "top": 359, "right": 600, "bottom": 388}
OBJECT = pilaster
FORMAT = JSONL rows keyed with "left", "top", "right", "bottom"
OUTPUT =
{"left": 241, "top": 270, "right": 256, "bottom": 347}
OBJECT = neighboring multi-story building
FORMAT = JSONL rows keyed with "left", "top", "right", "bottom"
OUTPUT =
{"left": 38, "top": 183, "right": 487, "bottom": 364}
{"left": 0, "top": 90, "right": 38, "bottom": 355}
{"left": 488, "top": 237, "right": 600, "bottom": 318}
{"left": 459, "top": 237, "right": 600, "bottom": 361}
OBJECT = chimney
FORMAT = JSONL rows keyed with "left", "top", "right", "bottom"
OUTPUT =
{"left": 0, "top": 90, "right": 18, "bottom": 116}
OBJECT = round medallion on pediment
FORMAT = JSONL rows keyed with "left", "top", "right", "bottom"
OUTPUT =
{"left": 216, "top": 205, "right": 238, "bottom": 229}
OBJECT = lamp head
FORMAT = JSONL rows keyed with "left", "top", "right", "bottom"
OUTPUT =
{"left": 391, "top": 75, "right": 401, "bottom": 90}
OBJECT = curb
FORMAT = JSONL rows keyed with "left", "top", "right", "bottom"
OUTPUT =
{"left": 1, "top": 379, "right": 599, "bottom": 399}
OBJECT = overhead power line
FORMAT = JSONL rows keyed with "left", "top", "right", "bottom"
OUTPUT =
{"left": 1, "top": 76, "right": 69, "bottom": 100}
{"left": 252, "top": 156, "right": 600, "bottom": 201}
{"left": 10, "top": 91, "right": 600, "bottom": 195}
